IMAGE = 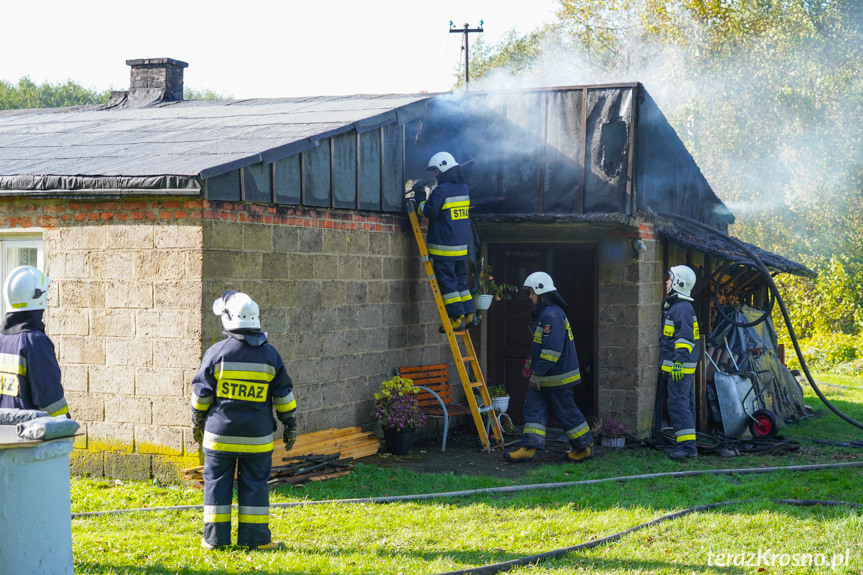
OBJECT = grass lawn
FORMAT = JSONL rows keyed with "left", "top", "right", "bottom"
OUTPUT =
{"left": 70, "top": 374, "right": 863, "bottom": 574}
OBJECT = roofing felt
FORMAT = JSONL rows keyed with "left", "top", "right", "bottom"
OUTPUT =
{"left": 0, "top": 94, "right": 433, "bottom": 189}
{"left": 660, "top": 226, "right": 816, "bottom": 278}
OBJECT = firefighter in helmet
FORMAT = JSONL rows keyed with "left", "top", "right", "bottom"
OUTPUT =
{"left": 413, "top": 151, "right": 477, "bottom": 331}
{"left": 0, "top": 266, "right": 69, "bottom": 417}
{"left": 660, "top": 265, "right": 700, "bottom": 459}
{"left": 504, "top": 272, "right": 594, "bottom": 463}
{"left": 192, "top": 290, "right": 297, "bottom": 550}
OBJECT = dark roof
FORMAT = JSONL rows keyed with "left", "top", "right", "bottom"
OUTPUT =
{"left": 660, "top": 226, "right": 816, "bottom": 278}
{"left": 0, "top": 94, "right": 432, "bottom": 194}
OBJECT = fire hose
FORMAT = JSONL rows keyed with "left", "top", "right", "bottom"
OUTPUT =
{"left": 657, "top": 212, "right": 863, "bottom": 431}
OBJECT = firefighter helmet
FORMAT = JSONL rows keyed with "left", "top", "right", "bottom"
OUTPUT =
{"left": 4, "top": 266, "right": 51, "bottom": 312}
{"left": 212, "top": 290, "right": 260, "bottom": 330}
{"left": 523, "top": 271, "right": 556, "bottom": 295}
{"left": 427, "top": 151, "right": 459, "bottom": 173}
{"left": 669, "top": 265, "right": 696, "bottom": 297}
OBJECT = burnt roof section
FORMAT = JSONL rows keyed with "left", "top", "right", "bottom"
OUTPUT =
{"left": 0, "top": 94, "right": 433, "bottom": 195}
{"left": 661, "top": 226, "right": 816, "bottom": 278}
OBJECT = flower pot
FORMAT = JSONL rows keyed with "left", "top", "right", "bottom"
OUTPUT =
{"left": 475, "top": 294, "right": 494, "bottom": 310}
{"left": 383, "top": 428, "right": 415, "bottom": 455}
{"left": 491, "top": 396, "right": 510, "bottom": 413}
{"left": 600, "top": 436, "right": 626, "bottom": 449}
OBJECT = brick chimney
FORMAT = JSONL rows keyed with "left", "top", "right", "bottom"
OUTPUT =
{"left": 125, "top": 57, "right": 188, "bottom": 103}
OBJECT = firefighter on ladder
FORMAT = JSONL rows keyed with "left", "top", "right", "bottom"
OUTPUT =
{"left": 0, "top": 266, "right": 70, "bottom": 418}
{"left": 412, "top": 151, "right": 477, "bottom": 332}
{"left": 192, "top": 290, "right": 297, "bottom": 550}
{"left": 660, "top": 265, "right": 700, "bottom": 459}
{"left": 504, "top": 272, "right": 594, "bottom": 463}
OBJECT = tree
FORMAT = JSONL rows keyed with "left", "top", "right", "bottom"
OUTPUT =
{"left": 0, "top": 77, "right": 110, "bottom": 110}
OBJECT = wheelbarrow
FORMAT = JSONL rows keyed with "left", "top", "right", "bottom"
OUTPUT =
{"left": 707, "top": 347, "right": 780, "bottom": 438}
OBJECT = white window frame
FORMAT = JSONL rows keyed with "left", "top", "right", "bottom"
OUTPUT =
{"left": 0, "top": 234, "right": 45, "bottom": 313}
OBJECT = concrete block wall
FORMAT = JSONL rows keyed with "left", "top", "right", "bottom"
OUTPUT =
{"left": 200, "top": 201, "right": 450, "bottom": 441}
{"left": 1, "top": 196, "right": 451, "bottom": 481}
{"left": 596, "top": 222, "right": 663, "bottom": 436}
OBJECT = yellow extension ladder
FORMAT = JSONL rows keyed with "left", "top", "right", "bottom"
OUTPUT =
{"left": 405, "top": 198, "right": 504, "bottom": 451}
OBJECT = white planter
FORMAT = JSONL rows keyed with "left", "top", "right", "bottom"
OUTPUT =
{"left": 600, "top": 436, "right": 625, "bottom": 449}
{"left": 491, "top": 396, "right": 510, "bottom": 412}
{"left": 475, "top": 294, "right": 494, "bottom": 310}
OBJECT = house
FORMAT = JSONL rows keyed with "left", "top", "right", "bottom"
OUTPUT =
{"left": 0, "top": 58, "right": 812, "bottom": 479}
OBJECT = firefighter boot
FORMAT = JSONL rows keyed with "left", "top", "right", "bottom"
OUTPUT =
{"left": 566, "top": 443, "right": 594, "bottom": 463}
{"left": 503, "top": 447, "right": 537, "bottom": 462}
{"left": 465, "top": 313, "right": 479, "bottom": 329}
{"left": 667, "top": 441, "right": 698, "bottom": 460}
{"left": 253, "top": 540, "right": 284, "bottom": 551}
{"left": 439, "top": 315, "right": 465, "bottom": 333}
{"left": 201, "top": 539, "right": 222, "bottom": 550}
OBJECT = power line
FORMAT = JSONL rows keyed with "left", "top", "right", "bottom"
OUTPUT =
{"left": 449, "top": 21, "right": 484, "bottom": 89}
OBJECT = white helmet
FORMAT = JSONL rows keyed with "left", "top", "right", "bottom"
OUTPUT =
{"left": 427, "top": 151, "right": 459, "bottom": 173}
{"left": 669, "top": 265, "right": 696, "bottom": 297}
{"left": 4, "top": 266, "right": 51, "bottom": 312}
{"left": 212, "top": 290, "right": 260, "bottom": 330}
{"left": 523, "top": 271, "right": 556, "bottom": 295}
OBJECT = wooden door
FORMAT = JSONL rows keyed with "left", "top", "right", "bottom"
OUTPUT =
{"left": 486, "top": 245, "right": 597, "bottom": 424}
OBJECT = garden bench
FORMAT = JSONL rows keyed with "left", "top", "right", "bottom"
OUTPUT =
{"left": 397, "top": 364, "right": 474, "bottom": 452}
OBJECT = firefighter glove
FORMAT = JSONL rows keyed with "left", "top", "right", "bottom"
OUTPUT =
{"left": 411, "top": 182, "right": 427, "bottom": 204}
{"left": 192, "top": 411, "right": 207, "bottom": 444}
{"left": 528, "top": 374, "right": 541, "bottom": 390}
{"left": 671, "top": 362, "right": 684, "bottom": 381}
{"left": 283, "top": 428, "right": 297, "bottom": 450}
{"left": 521, "top": 357, "right": 533, "bottom": 379}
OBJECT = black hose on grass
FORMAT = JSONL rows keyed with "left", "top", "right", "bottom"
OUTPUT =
{"left": 429, "top": 498, "right": 863, "bottom": 575}
{"left": 656, "top": 212, "right": 863, "bottom": 431}
{"left": 70, "top": 460, "right": 863, "bottom": 518}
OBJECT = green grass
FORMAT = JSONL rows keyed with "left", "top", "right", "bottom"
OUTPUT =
{"left": 71, "top": 374, "right": 863, "bottom": 574}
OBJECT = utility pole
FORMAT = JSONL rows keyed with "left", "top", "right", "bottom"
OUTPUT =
{"left": 450, "top": 21, "right": 483, "bottom": 89}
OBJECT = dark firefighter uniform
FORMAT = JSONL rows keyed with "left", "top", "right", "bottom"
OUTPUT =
{"left": 0, "top": 311, "right": 69, "bottom": 417}
{"left": 522, "top": 303, "right": 593, "bottom": 451}
{"left": 418, "top": 181, "right": 475, "bottom": 320}
{"left": 659, "top": 292, "right": 700, "bottom": 451}
{"left": 191, "top": 331, "right": 296, "bottom": 548}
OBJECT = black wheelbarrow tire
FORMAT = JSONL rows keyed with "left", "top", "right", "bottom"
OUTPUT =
{"left": 749, "top": 409, "right": 779, "bottom": 438}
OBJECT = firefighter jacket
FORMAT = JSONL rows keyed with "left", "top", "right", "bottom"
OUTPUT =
{"left": 418, "top": 181, "right": 470, "bottom": 260}
{"left": 0, "top": 311, "right": 68, "bottom": 417}
{"left": 530, "top": 302, "right": 582, "bottom": 390}
{"left": 191, "top": 330, "right": 296, "bottom": 454}
{"left": 659, "top": 293, "right": 700, "bottom": 376}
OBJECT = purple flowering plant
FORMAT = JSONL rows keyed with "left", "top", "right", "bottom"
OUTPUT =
{"left": 371, "top": 376, "right": 427, "bottom": 431}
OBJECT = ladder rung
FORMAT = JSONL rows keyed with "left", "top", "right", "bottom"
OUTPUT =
{"left": 469, "top": 382, "right": 484, "bottom": 389}
{"left": 461, "top": 355, "right": 476, "bottom": 363}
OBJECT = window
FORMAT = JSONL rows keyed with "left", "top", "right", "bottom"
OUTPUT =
{"left": 0, "top": 237, "right": 44, "bottom": 312}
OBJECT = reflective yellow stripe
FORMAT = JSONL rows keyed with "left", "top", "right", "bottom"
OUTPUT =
{"left": 539, "top": 349, "right": 561, "bottom": 363}
{"left": 537, "top": 369, "right": 581, "bottom": 387}
{"left": 566, "top": 423, "right": 590, "bottom": 440}
{"left": 0, "top": 353, "right": 27, "bottom": 376}
{"left": 203, "top": 431, "right": 273, "bottom": 453}
{"left": 677, "top": 434, "right": 696, "bottom": 442}
{"left": 523, "top": 423, "right": 546, "bottom": 437}
{"left": 204, "top": 505, "right": 232, "bottom": 523}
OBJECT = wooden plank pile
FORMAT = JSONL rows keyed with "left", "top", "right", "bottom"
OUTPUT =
{"left": 182, "top": 427, "right": 381, "bottom": 486}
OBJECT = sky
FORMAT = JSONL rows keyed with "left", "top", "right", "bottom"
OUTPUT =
{"left": 2, "top": 0, "right": 559, "bottom": 99}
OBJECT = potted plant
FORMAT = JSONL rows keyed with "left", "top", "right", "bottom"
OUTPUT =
{"left": 474, "top": 260, "right": 519, "bottom": 310}
{"left": 597, "top": 417, "right": 630, "bottom": 449}
{"left": 371, "top": 375, "right": 428, "bottom": 455}
{"left": 487, "top": 384, "right": 510, "bottom": 413}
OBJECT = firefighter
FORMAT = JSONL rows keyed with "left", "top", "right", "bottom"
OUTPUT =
{"left": 0, "top": 266, "right": 69, "bottom": 417}
{"left": 192, "top": 290, "right": 297, "bottom": 550}
{"left": 413, "top": 151, "right": 477, "bottom": 331}
{"left": 660, "top": 265, "right": 700, "bottom": 459}
{"left": 504, "top": 272, "right": 594, "bottom": 463}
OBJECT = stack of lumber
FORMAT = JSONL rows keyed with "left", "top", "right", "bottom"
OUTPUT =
{"left": 182, "top": 426, "right": 380, "bottom": 484}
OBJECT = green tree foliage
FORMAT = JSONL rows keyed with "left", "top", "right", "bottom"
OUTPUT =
{"left": 0, "top": 77, "right": 110, "bottom": 109}
{"left": 183, "top": 87, "right": 231, "bottom": 101}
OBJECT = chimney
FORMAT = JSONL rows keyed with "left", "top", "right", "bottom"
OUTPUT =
{"left": 125, "top": 57, "right": 189, "bottom": 103}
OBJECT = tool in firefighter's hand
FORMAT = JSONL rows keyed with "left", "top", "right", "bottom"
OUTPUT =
{"left": 671, "top": 361, "right": 684, "bottom": 381}
{"left": 404, "top": 178, "right": 434, "bottom": 202}
{"left": 528, "top": 374, "right": 541, "bottom": 390}
{"left": 521, "top": 357, "right": 533, "bottom": 379}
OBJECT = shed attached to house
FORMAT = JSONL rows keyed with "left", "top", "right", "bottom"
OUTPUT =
{"left": 0, "top": 59, "right": 810, "bottom": 479}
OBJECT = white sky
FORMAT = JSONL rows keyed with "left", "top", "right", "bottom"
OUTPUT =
{"left": 2, "top": 0, "right": 559, "bottom": 99}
